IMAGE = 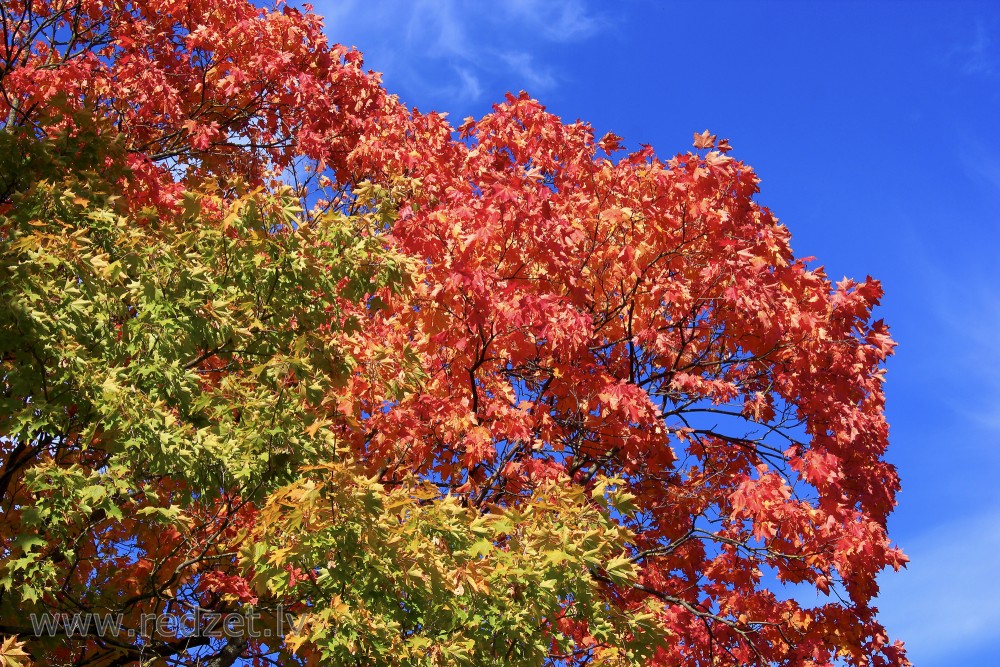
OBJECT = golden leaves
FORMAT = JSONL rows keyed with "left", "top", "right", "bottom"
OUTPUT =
{"left": 241, "top": 465, "right": 658, "bottom": 663}
{"left": 0, "top": 637, "right": 30, "bottom": 667}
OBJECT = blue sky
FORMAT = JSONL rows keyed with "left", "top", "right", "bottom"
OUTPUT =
{"left": 311, "top": 2, "right": 1000, "bottom": 664}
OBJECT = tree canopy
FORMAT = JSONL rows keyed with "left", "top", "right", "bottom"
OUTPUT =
{"left": 0, "top": 1, "right": 907, "bottom": 666}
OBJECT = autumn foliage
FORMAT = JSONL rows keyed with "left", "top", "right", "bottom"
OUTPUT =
{"left": 0, "top": 1, "right": 907, "bottom": 665}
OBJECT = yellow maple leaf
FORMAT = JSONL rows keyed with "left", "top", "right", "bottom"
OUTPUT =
{"left": 0, "top": 636, "right": 30, "bottom": 667}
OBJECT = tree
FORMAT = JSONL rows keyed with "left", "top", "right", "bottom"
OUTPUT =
{"left": 0, "top": 1, "right": 908, "bottom": 666}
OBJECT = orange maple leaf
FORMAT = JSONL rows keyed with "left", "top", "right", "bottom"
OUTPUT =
{"left": 693, "top": 129, "right": 717, "bottom": 149}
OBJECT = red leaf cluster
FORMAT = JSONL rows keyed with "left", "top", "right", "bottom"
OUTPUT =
{"left": 0, "top": 0, "right": 908, "bottom": 663}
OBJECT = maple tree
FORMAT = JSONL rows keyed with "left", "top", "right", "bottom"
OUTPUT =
{"left": 0, "top": 1, "right": 908, "bottom": 666}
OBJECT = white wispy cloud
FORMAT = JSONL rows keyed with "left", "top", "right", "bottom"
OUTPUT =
{"left": 900, "top": 153, "right": 1000, "bottom": 434}
{"left": 453, "top": 66, "right": 483, "bottom": 102}
{"left": 501, "top": 0, "right": 603, "bottom": 42}
{"left": 947, "top": 16, "right": 997, "bottom": 78}
{"left": 311, "top": 0, "right": 608, "bottom": 110}
{"left": 406, "top": 0, "right": 468, "bottom": 58}
{"left": 916, "top": 264, "right": 1000, "bottom": 433}
{"left": 877, "top": 508, "right": 1000, "bottom": 664}
{"left": 962, "top": 19, "right": 994, "bottom": 76}
{"left": 499, "top": 51, "right": 557, "bottom": 91}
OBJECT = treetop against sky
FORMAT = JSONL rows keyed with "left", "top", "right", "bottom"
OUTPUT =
{"left": 4, "top": 0, "right": 992, "bottom": 665}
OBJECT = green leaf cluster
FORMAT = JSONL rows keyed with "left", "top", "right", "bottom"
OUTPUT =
{"left": 245, "top": 464, "right": 667, "bottom": 666}
{"left": 0, "top": 122, "right": 419, "bottom": 609}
